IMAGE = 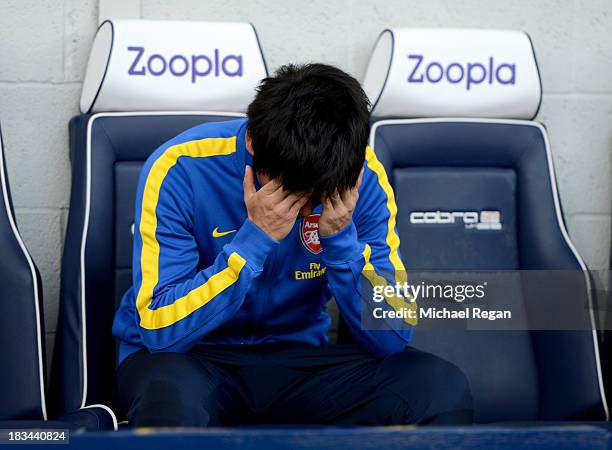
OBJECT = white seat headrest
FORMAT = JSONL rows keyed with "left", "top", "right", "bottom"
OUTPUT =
{"left": 80, "top": 20, "right": 268, "bottom": 114}
{"left": 363, "top": 28, "right": 542, "bottom": 119}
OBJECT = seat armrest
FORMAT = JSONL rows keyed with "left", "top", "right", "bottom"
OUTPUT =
{"left": 55, "top": 404, "right": 118, "bottom": 431}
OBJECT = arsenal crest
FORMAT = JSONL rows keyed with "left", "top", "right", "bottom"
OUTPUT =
{"left": 300, "top": 214, "right": 322, "bottom": 254}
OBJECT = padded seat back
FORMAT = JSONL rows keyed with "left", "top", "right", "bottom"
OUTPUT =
{"left": 52, "top": 114, "right": 242, "bottom": 413}
{"left": 51, "top": 19, "right": 268, "bottom": 414}
{"left": 371, "top": 119, "right": 606, "bottom": 422}
{"left": 0, "top": 124, "right": 47, "bottom": 420}
{"left": 362, "top": 29, "right": 608, "bottom": 422}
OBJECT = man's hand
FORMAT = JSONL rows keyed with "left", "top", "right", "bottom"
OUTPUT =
{"left": 243, "top": 166, "right": 310, "bottom": 241}
{"left": 319, "top": 168, "right": 364, "bottom": 237}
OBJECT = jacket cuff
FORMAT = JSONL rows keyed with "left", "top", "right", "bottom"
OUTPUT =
{"left": 226, "top": 219, "right": 278, "bottom": 271}
{"left": 320, "top": 221, "right": 364, "bottom": 265}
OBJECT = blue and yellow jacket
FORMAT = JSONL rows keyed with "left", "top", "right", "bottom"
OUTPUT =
{"left": 112, "top": 118, "right": 414, "bottom": 363}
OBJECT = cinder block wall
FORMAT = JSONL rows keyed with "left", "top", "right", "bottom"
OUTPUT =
{"left": 0, "top": 0, "right": 611, "bottom": 365}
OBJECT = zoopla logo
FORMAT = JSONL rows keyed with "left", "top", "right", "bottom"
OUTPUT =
{"left": 407, "top": 54, "right": 517, "bottom": 90}
{"left": 127, "top": 46, "right": 244, "bottom": 83}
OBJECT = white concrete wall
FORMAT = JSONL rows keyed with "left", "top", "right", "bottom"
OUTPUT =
{"left": 0, "top": 0, "right": 611, "bottom": 363}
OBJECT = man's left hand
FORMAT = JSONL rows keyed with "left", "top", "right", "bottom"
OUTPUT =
{"left": 319, "top": 168, "right": 364, "bottom": 237}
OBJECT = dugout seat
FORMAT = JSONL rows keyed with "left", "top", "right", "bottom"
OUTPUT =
{"left": 50, "top": 19, "right": 268, "bottom": 415}
{"left": 360, "top": 28, "right": 608, "bottom": 422}
{"left": 0, "top": 123, "right": 116, "bottom": 430}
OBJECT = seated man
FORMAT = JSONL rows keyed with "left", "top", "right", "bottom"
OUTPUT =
{"left": 112, "top": 63, "right": 473, "bottom": 427}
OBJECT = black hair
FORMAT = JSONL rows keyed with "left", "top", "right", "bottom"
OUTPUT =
{"left": 247, "top": 63, "right": 370, "bottom": 199}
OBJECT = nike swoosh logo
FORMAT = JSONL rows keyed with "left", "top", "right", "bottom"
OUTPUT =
{"left": 212, "top": 227, "right": 237, "bottom": 238}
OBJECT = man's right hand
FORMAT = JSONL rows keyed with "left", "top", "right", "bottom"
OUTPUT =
{"left": 243, "top": 165, "right": 310, "bottom": 241}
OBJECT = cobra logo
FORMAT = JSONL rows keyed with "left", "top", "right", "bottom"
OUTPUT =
{"left": 409, "top": 210, "right": 502, "bottom": 230}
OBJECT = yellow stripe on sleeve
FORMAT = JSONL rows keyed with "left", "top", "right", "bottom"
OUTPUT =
{"left": 136, "top": 136, "right": 241, "bottom": 330}
{"left": 139, "top": 252, "right": 247, "bottom": 330}
{"left": 362, "top": 245, "right": 417, "bottom": 326}
{"left": 364, "top": 146, "right": 407, "bottom": 283}
{"left": 362, "top": 147, "right": 417, "bottom": 325}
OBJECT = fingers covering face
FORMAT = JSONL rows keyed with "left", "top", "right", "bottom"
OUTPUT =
{"left": 246, "top": 166, "right": 365, "bottom": 215}
{"left": 261, "top": 178, "right": 284, "bottom": 196}
{"left": 243, "top": 166, "right": 256, "bottom": 200}
{"left": 289, "top": 194, "right": 311, "bottom": 215}
{"left": 339, "top": 168, "right": 364, "bottom": 206}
